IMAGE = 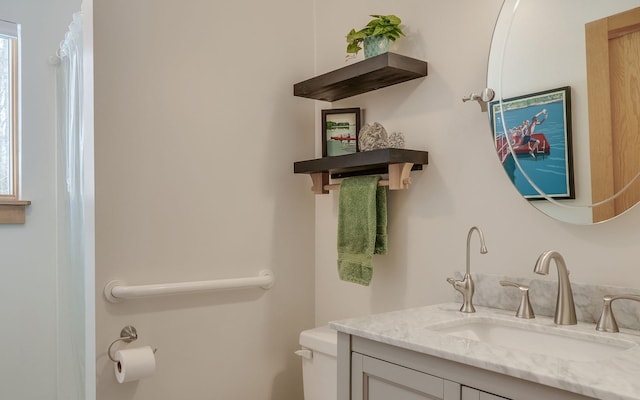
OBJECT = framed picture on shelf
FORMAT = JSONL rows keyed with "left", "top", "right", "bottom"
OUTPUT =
{"left": 321, "top": 108, "right": 361, "bottom": 157}
{"left": 489, "top": 86, "right": 574, "bottom": 200}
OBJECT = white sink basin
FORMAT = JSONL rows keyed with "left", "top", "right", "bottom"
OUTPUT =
{"left": 432, "top": 317, "right": 636, "bottom": 362}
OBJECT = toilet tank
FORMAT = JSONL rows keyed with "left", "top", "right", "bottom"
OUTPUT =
{"left": 297, "top": 326, "right": 337, "bottom": 400}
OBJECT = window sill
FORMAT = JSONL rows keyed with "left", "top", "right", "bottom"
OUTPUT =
{"left": 0, "top": 200, "right": 31, "bottom": 224}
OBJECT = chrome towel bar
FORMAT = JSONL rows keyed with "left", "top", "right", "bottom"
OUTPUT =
{"left": 104, "top": 270, "right": 274, "bottom": 303}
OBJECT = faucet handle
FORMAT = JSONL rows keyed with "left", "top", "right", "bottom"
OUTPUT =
{"left": 596, "top": 294, "right": 640, "bottom": 333}
{"left": 499, "top": 280, "right": 535, "bottom": 319}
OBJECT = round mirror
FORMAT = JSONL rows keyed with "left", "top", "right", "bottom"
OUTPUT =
{"left": 488, "top": 0, "right": 640, "bottom": 224}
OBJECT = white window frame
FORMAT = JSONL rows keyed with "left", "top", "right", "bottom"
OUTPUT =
{"left": 0, "top": 19, "right": 29, "bottom": 223}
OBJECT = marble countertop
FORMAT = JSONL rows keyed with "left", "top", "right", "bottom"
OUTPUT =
{"left": 330, "top": 303, "right": 640, "bottom": 400}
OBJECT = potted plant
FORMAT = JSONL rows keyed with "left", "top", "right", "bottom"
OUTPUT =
{"left": 346, "top": 14, "right": 405, "bottom": 59}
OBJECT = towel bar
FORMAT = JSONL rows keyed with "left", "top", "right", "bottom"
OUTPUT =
{"left": 310, "top": 162, "right": 415, "bottom": 194}
{"left": 104, "top": 270, "right": 274, "bottom": 303}
{"left": 323, "top": 178, "right": 412, "bottom": 191}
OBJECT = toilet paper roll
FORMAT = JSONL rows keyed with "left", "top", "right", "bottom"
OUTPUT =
{"left": 114, "top": 346, "right": 156, "bottom": 383}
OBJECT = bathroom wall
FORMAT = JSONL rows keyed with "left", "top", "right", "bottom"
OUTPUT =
{"left": 0, "top": 0, "right": 81, "bottom": 398}
{"left": 4, "top": 1, "right": 640, "bottom": 399}
{"left": 93, "top": 0, "right": 315, "bottom": 399}
{"left": 313, "top": 0, "right": 640, "bottom": 325}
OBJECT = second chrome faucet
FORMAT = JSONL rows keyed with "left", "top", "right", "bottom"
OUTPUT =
{"left": 447, "top": 226, "right": 488, "bottom": 313}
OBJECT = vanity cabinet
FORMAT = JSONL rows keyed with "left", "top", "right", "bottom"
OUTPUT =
{"left": 352, "top": 353, "right": 461, "bottom": 400}
{"left": 338, "top": 332, "right": 595, "bottom": 400}
{"left": 351, "top": 353, "right": 509, "bottom": 400}
{"left": 461, "top": 387, "right": 509, "bottom": 400}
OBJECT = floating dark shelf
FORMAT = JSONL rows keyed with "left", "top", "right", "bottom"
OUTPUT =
{"left": 293, "top": 148, "right": 428, "bottom": 179}
{"left": 293, "top": 53, "right": 428, "bottom": 102}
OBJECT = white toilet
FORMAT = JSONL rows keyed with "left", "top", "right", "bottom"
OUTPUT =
{"left": 296, "top": 325, "right": 337, "bottom": 400}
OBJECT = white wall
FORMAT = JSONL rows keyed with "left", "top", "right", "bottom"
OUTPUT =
{"left": 93, "top": 0, "right": 315, "bottom": 399}
{"left": 0, "top": 0, "right": 80, "bottom": 398}
{"left": 314, "top": 0, "right": 640, "bottom": 325}
{"left": 5, "top": 1, "right": 640, "bottom": 399}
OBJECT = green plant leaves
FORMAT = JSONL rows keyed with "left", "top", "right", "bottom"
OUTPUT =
{"left": 347, "top": 43, "right": 362, "bottom": 54}
{"left": 384, "top": 15, "right": 401, "bottom": 25}
{"left": 345, "top": 14, "right": 406, "bottom": 56}
{"left": 347, "top": 29, "right": 367, "bottom": 42}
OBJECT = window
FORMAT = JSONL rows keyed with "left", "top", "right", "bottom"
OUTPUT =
{"left": 0, "top": 20, "right": 18, "bottom": 199}
{"left": 0, "top": 19, "right": 29, "bottom": 223}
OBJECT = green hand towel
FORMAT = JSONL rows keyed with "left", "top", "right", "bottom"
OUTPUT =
{"left": 337, "top": 175, "right": 388, "bottom": 286}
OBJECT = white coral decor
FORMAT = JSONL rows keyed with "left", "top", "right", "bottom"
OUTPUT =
{"left": 388, "top": 131, "right": 405, "bottom": 149}
{"left": 358, "top": 122, "right": 388, "bottom": 151}
{"left": 358, "top": 122, "right": 406, "bottom": 151}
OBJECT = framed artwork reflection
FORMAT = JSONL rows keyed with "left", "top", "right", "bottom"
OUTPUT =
{"left": 490, "top": 86, "right": 574, "bottom": 200}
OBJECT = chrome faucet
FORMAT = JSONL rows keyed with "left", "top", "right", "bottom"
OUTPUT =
{"left": 596, "top": 294, "right": 640, "bottom": 333}
{"left": 533, "top": 250, "right": 577, "bottom": 325}
{"left": 447, "top": 226, "right": 488, "bottom": 313}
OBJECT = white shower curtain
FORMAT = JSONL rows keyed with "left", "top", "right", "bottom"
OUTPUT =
{"left": 56, "top": 11, "right": 86, "bottom": 400}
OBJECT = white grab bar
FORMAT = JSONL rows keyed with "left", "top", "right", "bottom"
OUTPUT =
{"left": 103, "top": 269, "right": 274, "bottom": 303}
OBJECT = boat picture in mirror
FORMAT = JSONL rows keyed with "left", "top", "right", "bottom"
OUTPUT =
{"left": 491, "top": 87, "right": 573, "bottom": 200}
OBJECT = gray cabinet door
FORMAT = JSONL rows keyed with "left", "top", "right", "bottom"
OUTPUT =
{"left": 462, "top": 386, "right": 511, "bottom": 400}
{"left": 352, "top": 353, "right": 461, "bottom": 400}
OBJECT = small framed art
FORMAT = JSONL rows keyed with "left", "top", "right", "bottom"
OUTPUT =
{"left": 321, "top": 108, "right": 361, "bottom": 157}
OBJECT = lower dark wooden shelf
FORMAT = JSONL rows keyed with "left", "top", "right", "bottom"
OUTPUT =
{"left": 294, "top": 148, "right": 429, "bottom": 194}
{"left": 294, "top": 148, "right": 428, "bottom": 176}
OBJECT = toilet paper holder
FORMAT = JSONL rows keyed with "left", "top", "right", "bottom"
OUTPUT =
{"left": 108, "top": 325, "right": 157, "bottom": 363}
